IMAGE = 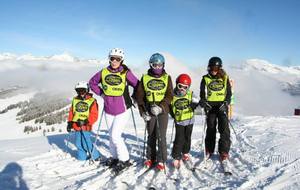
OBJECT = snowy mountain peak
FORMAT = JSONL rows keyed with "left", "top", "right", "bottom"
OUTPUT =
{"left": 243, "top": 59, "right": 300, "bottom": 75}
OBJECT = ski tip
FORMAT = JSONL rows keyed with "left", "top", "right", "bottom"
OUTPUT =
{"left": 148, "top": 187, "right": 156, "bottom": 190}
{"left": 224, "top": 171, "right": 232, "bottom": 176}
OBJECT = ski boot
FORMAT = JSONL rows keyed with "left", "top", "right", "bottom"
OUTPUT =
{"left": 182, "top": 154, "right": 190, "bottom": 161}
{"left": 104, "top": 157, "right": 119, "bottom": 168}
{"left": 173, "top": 159, "right": 181, "bottom": 169}
{"left": 144, "top": 159, "right": 155, "bottom": 168}
{"left": 112, "top": 160, "right": 132, "bottom": 175}
{"left": 156, "top": 162, "right": 165, "bottom": 171}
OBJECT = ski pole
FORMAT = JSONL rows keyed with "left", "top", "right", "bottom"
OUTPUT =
{"left": 130, "top": 107, "right": 142, "bottom": 157}
{"left": 152, "top": 93, "right": 167, "bottom": 175}
{"left": 169, "top": 120, "right": 175, "bottom": 151}
{"left": 64, "top": 131, "right": 72, "bottom": 157}
{"left": 79, "top": 128, "right": 94, "bottom": 165}
{"left": 90, "top": 108, "right": 104, "bottom": 157}
{"left": 202, "top": 109, "right": 208, "bottom": 164}
{"left": 142, "top": 121, "right": 147, "bottom": 161}
{"left": 223, "top": 111, "right": 245, "bottom": 152}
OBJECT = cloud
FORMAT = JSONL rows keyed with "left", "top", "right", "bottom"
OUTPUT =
{"left": 84, "top": 21, "right": 112, "bottom": 41}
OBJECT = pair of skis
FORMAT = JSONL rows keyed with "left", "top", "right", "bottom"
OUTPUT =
{"left": 190, "top": 156, "right": 232, "bottom": 176}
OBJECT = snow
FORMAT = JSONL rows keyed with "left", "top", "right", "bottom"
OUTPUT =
{"left": 1, "top": 109, "right": 300, "bottom": 189}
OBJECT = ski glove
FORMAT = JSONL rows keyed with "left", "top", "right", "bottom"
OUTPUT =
{"left": 67, "top": 121, "right": 73, "bottom": 132}
{"left": 77, "top": 119, "right": 88, "bottom": 127}
{"left": 199, "top": 99, "right": 212, "bottom": 111}
{"left": 151, "top": 105, "right": 162, "bottom": 116}
{"left": 142, "top": 112, "right": 151, "bottom": 122}
{"left": 190, "top": 97, "right": 200, "bottom": 110}
{"left": 219, "top": 101, "right": 228, "bottom": 113}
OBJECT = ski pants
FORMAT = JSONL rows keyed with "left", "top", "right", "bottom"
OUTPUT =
{"left": 205, "top": 108, "right": 231, "bottom": 154}
{"left": 104, "top": 110, "right": 130, "bottom": 162}
{"left": 146, "top": 113, "right": 168, "bottom": 163}
{"left": 171, "top": 123, "right": 193, "bottom": 160}
{"left": 75, "top": 131, "right": 100, "bottom": 160}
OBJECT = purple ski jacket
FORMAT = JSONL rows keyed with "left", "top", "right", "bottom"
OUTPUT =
{"left": 89, "top": 65, "right": 139, "bottom": 115}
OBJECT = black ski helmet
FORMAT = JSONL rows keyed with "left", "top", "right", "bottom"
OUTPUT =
{"left": 208, "top": 57, "right": 222, "bottom": 67}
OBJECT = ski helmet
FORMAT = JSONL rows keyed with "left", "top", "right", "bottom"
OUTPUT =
{"left": 149, "top": 53, "right": 165, "bottom": 68}
{"left": 208, "top": 57, "right": 222, "bottom": 68}
{"left": 109, "top": 48, "right": 124, "bottom": 60}
{"left": 176, "top": 74, "right": 191, "bottom": 86}
{"left": 75, "top": 81, "right": 89, "bottom": 92}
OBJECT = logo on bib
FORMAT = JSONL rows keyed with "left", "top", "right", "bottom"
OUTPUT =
{"left": 147, "top": 79, "right": 166, "bottom": 91}
{"left": 105, "top": 74, "right": 122, "bottom": 86}
{"left": 208, "top": 80, "right": 224, "bottom": 91}
{"left": 174, "top": 98, "right": 189, "bottom": 110}
{"left": 75, "top": 102, "right": 89, "bottom": 112}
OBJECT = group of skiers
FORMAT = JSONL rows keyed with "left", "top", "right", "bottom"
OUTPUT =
{"left": 67, "top": 48, "right": 232, "bottom": 174}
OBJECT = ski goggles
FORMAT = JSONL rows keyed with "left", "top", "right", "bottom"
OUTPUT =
{"left": 177, "top": 83, "right": 189, "bottom": 90}
{"left": 150, "top": 62, "right": 164, "bottom": 69}
{"left": 109, "top": 56, "right": 122, "bottom": 62}
{"left": 76, "top": 88, "right": 88, "bottom": 94}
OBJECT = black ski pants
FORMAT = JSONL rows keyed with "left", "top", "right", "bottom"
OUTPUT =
{"left": 146, "top": 113, "right": 168, "bottom": 163}
{"left": 171, "top": 123, "right": 193, "bottom": 160}
{"left": 205, "top": 108, "right": 231, "bottom": 154}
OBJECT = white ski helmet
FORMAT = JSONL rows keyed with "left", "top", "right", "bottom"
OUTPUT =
{"left": 109, "top": 48, "right": 124, "bottom": 60}
{"left": 75, "top": 81, "right": 89, "bottom": 92}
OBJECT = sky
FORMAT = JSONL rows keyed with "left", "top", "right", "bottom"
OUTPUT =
{"left": 0, "top": 0, "right": 299, "bottom": 67}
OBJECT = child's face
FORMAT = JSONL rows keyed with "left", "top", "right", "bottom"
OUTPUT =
{"left": 109, "top": 56, "right": 122, "bottom": 69}
{"left": 76, "top": 88, "right": 87, "bottom": 98}
{"left": 176, "top": 83, "right": 189, "bottom": 96}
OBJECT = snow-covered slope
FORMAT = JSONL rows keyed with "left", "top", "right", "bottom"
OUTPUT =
{"left": 1, "top": 114, "right": 300, "bottom": 189}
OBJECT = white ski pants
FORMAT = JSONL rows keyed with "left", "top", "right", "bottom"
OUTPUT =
{"left": 104, "top": 110, "right": 130, "bottom": 161}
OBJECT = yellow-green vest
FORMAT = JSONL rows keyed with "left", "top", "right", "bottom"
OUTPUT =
{"left": 72, "top": 97, "right": 95, "bottom": 122}
{"left": 142, "top": 74, "right": 169, "bottom": 102}
{"left": 171, "top": 91, "right": 194, "bottom": 122}
{"left": 204, "top": 75, "right": 228, "bottom": 102}
{"left": 101, "top": 68, "right": 127, "bottom": 96}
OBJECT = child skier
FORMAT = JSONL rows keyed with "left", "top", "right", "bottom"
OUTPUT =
{"left": 136, "top": 53, "right": 173, "bottom": 171}
{"left": 67, "top": 81, "right": 101, "bottom": 161}
{"left": 89, "top": 48, "right": 139, "bottom": 174}
{"left": 170, "top": 74, "right": 199, "bottom": 168}
{"left": 199, "top": 57, "right": 232, "bottom": 164}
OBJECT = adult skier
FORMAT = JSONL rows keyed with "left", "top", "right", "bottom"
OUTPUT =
{"left": 67, "top": 81, "right": 101, "bottom": 161}
{"left": 170, "top": 74, "right": 199, "bottom": 168}
{"left": 199, "top": 57, "right": 232, "bottom": 163}
{"left": 89, "top": 48, "right": 139, "bottom": 174}
{"left": 136, "top": 53, "right": 173, "bottom": 171}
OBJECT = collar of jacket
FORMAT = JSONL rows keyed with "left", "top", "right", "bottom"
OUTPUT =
{"left": 107, "top": 65, "right": 124, "bottom": 73}
{"left": 147, "top": 68, "right": 166, "bottom": 78}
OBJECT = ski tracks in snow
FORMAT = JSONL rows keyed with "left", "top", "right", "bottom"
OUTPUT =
{"left": 15, "top": 115, "right": 300, "bottom": 189}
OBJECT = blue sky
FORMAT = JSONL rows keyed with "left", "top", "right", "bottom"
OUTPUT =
{"left": 0, "top": 0, "right": 299, "bottom": 66}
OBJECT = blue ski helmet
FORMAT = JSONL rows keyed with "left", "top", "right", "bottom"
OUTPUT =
{"left": 149, "top": 53, "right": 165, "bottom": 68}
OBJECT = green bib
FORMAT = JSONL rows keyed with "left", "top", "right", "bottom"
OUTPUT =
{"left": 204, "top": 75, "right": 228, "bottom": 102}
{"left": 142, "top": 74, "right": 169, "bottom": 102}
{"left": 101, "top": 68, "right": 127, "bottom": 96}
{"left": 72, "top": 97, "right": 95, "bottom": 122}
{"left": 171, "top": 91, "right": 194, "bottom": 122}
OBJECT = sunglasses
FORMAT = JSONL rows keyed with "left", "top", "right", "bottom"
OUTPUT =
{"left": 177, "top": 83, "right": 189, "bottom": 90}
{"left": 150, "top": 62, "right": 163, "bottom": 68}
{"left": 110, "top": 57, "right": 122, "bottom": 62}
